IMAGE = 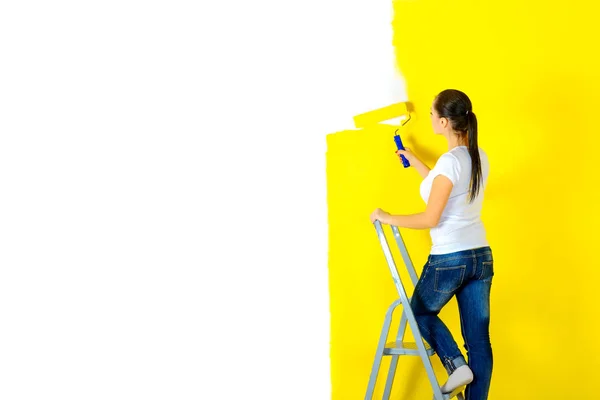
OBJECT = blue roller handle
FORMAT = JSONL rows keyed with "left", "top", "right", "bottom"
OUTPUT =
{"left": 394, "top": 134, "right": 410, "bottom": 168}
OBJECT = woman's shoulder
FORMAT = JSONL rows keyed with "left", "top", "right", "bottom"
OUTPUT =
{"left": 439, "top": 147, "right": 489, "bottom": 174}
{"left": 435, "top": 151, "right": 460, "bottom": 165}
{"left": 448, "top": 146, "right": 488, "bottom": 162}
{"left": 437, "top": 148, "right": 463, "bottom": 166}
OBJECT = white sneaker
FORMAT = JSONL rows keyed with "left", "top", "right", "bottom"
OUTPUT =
{"left": 440, "top": 365, "right": 473, "bottom": 393}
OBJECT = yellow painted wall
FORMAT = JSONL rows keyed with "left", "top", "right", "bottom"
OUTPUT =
{"left": 327, "top": 1, "right": 600, "bottom": 399}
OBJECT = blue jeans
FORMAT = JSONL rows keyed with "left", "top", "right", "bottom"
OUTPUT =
{"left": 410, "top": 246, "right": 494, "bottom": 400}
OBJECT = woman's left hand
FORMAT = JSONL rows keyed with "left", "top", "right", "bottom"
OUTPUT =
{"left": 370, "top": 208, "right": 390, "bottom": 224}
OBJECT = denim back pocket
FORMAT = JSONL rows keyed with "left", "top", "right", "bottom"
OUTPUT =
{"left": 434, "top": 265, "right": 466, "bottom": 294}
{"left": 479, "top": 261, "right": 494, "bottom": 280}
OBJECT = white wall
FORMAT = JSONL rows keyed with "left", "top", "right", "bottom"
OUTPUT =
{"left": 0, "top": 1, "right": 404, "bottom": 398}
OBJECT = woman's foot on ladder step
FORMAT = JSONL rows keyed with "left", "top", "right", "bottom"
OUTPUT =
{"left": 440, "top": 365, "right": 473, "bottom": 394}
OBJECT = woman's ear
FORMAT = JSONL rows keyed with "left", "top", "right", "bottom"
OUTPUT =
{"left": 440, "top": 117, "right": 448, "bottom": 128}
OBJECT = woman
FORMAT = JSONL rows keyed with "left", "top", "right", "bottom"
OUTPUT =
{"left": 370, "top": 89, "right": 494, "bottom": 400}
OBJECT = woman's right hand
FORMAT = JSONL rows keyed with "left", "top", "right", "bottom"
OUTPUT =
{"left": 396, "top": 148, "right": 417, "bottom": 166}
{"left": 396, "top": 147, "right": 431, "bottom": 179}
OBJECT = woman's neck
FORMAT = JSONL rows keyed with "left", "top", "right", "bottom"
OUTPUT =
{"left": 446, "top": 132, "right": 468, "bottom": 151}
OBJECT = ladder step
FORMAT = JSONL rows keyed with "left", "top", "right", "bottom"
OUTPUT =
{"left": 383, "top": 341, "right": 436, "bottom": 356}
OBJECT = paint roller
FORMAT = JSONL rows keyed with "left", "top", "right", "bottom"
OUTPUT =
{"left": 393, "top": 114, "right": 412, "bottom": 167}
{"left": 353, "top": 101, "right": 414, "bottom": 168}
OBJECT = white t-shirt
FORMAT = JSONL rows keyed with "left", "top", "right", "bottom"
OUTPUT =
{"left": 419, "top": 146, "right": 489, "bottom": 255}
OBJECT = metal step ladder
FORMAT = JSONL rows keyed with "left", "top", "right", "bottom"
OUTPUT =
{"left": 365, "top": 221, "right": 466, "bottom": 400}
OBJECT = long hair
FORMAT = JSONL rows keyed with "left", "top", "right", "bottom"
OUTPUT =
{"left": 433, "top": 89, "right": 482, "bottom": 203}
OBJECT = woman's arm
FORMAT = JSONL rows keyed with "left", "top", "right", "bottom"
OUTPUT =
{"left": 396, "top": 148, "right": 430, "bottom": 179}
{"left": 370, "top": 175, "right": 453, "bottom": 229}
